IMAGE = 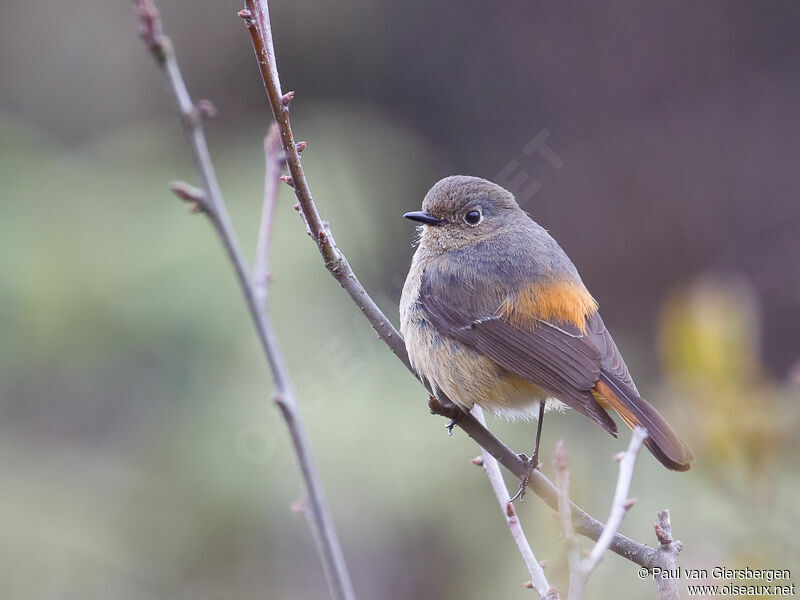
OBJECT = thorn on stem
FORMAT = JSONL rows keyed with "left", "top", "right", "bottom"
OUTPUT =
{"left": 280, "top": 175, "right": 294, "bottom": 187}
{"left": 623, "top": 498, "right": 637, "bottom": 510}
{"left": 471, "top": 456, "right": 484, "bottom": 467}
{"left": 539, "top": 559, "right": 548, "bottom": 569}
{"left": 523, "top": 581, "right": 533, "bottom": 589}
{"left": 281, "top": 91, "right": 295, "bottom": 107}
{"left": 296, "top": 141, "right": 307, "bottom": 153}
{"left": 613, "top": 451, "right": 625, "bottom": 462}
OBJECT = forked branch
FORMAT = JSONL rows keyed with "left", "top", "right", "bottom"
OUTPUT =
{"left": 556, "top": 428, "right": 649, "bottom": 599}
{"left": 131, "top": 2, "right": 355, "bottom": 599}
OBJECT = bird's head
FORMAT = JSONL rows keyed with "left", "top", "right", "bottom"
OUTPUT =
{"left": 404, "top": 176, "right": 522, "bottom": 251}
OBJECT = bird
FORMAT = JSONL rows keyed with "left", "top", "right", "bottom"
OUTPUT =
{"left": 400, "top": 175, "right": 693, "bottom": 497}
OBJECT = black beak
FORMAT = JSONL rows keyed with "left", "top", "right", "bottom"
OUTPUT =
{"left": 403, "top": 210, "right": 445, "bottom": 226}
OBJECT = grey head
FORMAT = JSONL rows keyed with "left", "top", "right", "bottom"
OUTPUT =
{"left": 404, "top": 176, "right": 526, "bottom": 250}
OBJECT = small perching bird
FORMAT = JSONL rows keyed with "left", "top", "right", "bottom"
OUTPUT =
{"left": 400, "top": 176, "right": 693, "bottom": 497}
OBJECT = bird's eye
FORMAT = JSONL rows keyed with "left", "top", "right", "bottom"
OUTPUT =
{"left": 464, "top": 209, "right": 482, "bottom": 225}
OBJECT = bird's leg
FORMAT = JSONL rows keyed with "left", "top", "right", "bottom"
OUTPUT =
{"left": 530, "top": 399, "right": 546, "bottom": 468}
{"left": 445, "top": 418, "right": 456, "bottom": 436}
{"left": 510, "top": 401, "right": 546, "bottom": 502}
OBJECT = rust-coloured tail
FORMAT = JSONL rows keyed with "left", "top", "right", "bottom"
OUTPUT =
{"left": 594, "top": 376, "right": 694, "bottom": 471}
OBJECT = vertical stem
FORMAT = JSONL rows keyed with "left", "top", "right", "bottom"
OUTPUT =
{"left": 131, "top": 2, "right": 356, "bottom": 599}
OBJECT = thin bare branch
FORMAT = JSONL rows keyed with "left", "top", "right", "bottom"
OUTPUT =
{"left": 239, "top": 1, "right": 409, "bottom": 366}
{"left": 254, "top": 124, "right": 283, "bottom": 305}
{"left": 554, "top": 441, "right": 581, "bottom": 576}
{"left": 427, "top": 400, "right": 662, "bottom": 571}
{"left": 583, "top": 428, "right": 647, "bottom": 570}
{"left": 132, "top": 3, "right": 355, "bottom": 600}
{"left": 567, "top": 427, "right": 648, "bottom": 599}
{"left": 240, "top": 0, "right": 679, "bottom": 578}
{"left": 472, "top": 407, "right": 560, "bottom": 599}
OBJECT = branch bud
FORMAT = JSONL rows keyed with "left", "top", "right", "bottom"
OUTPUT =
{"left": 654, "top": 523, "right": 671, "bottom": 545}
{"left": 238, "top": 8, "right": 255, "bottom": 27}
{"left": 281, "top": 91, "right": 295, "bottom": 107}
{"left": 194, "top": 99, "right": 217, "bottom": 119}
{"left": 186, "top": 99, "right": 217, "bottom": 126}
{"left": 170, "top": 181, "right": 207, "bottom": 213}
{"left": 290, "top": 496, "right": 308, "bottom": 516}
{"left": 505, "top": 502, "right": 517, "bottom": 518}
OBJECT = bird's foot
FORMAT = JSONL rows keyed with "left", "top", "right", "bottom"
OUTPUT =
{"left": 445, "top": 418, "right": 456, "bottom": 436}
{"left": 510, "top": 451, "right": 541, "bottom": 503}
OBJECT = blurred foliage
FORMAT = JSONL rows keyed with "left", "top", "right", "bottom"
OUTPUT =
{"left": 658, "top": 277, "right": 790, "bottom": 476}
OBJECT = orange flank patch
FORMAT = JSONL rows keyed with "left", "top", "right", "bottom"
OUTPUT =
{"left": 497, "top": 279, "right": 598, "bottom": 332}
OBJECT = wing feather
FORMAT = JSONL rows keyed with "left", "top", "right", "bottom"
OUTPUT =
{"left": 420, "top": 273, "right": 618, "bottom": 434}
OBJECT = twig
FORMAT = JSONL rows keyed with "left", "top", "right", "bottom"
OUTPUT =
{"left": 131, "top": 3, "right": 355, "bottom": 600}
{"left": 239, "top": 0, "right": 680, "bottom": 578}
{"left": 471, "top": 407, "right": 560, "bottom": 599}
{"left": 253, "top": 124, "right": 283, "bottom": 304}
{"left": 429, "top": 402, "right": 662, "bottom": 571}
{"left": 566, "top": 427, "right": 648, "bottom": 599}
{"left": 554, "top": 441, "right": 581, "bottom": 578}
{"left": 239, "top": 1, "right": 409, "bottom": 367}
{"left": 652, "top": 510, "right": 683, "bottom": 600}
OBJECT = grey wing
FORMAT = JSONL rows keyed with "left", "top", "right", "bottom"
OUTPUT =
{"left": 585, "top": 312, "right": 640, "bottom": 397}
{"left": 419, "top": 269, "right": 618, "bottom": 435}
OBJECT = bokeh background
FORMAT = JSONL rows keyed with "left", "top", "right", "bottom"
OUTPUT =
{"left": 2, "top": 1, "right": 799, "bottom": 598}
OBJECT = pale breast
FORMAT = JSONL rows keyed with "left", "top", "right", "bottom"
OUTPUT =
{"left": 401, "top": 249, "right": 555, "bottom": 420}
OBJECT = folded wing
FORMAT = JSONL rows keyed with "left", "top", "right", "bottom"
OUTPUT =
{"left": 419, "top": 264, "right": 693, "bottom": 471}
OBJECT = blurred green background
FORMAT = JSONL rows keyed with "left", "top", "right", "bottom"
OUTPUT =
{"left": 1, "top": 1, "right": 799, "bottom": 598}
